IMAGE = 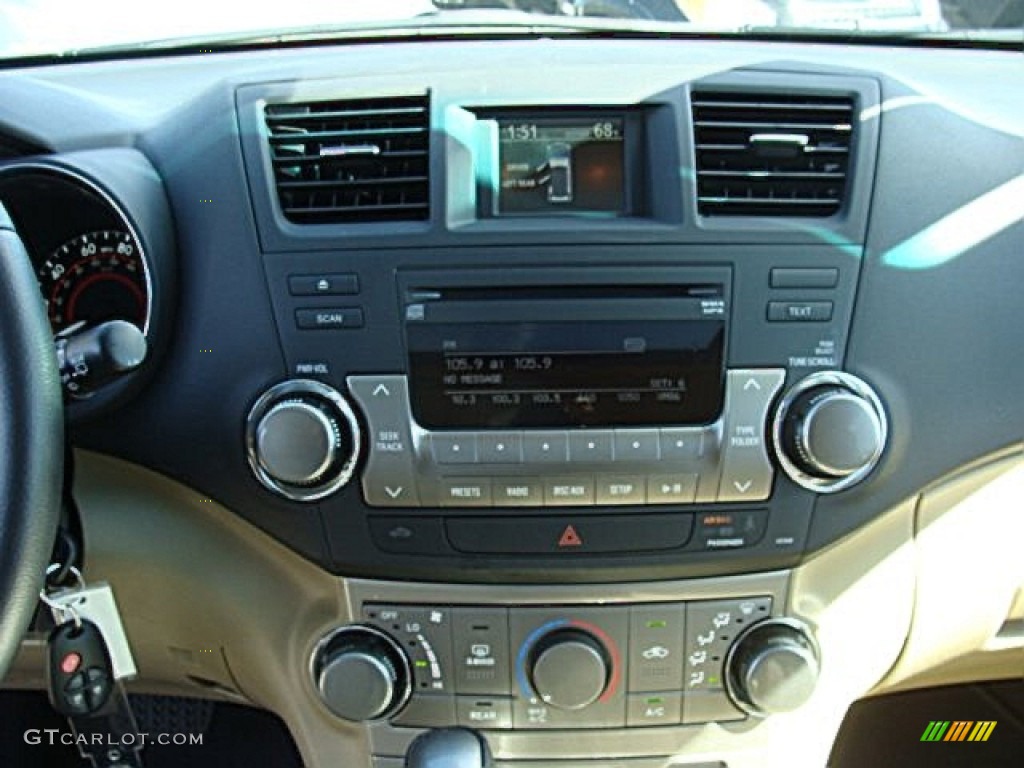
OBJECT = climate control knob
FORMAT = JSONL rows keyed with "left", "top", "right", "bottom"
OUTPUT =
{"left": 312, "top": 626, "right": 412, "bottom": 722}
{"left": 772, "top": 371, "right": 887, "bottom": 493}
{"left": 725, "top": 618, "right": 820, "bottom": 717}
{"left": 528, "top": 629, "right": 611, "bottom": 710}
{"left": 246, "top": 380, "right": 361, "bottom": 501}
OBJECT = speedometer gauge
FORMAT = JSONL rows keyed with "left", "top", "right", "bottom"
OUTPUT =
{"left": 38, "top": 230, "right": 149, "bottom": 334}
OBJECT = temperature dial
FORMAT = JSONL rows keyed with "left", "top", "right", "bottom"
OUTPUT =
{"left": 773, "top": 371, "right": 887, "bottom": 493}
{"left": 527, "top": 628, "right": 612, "bottom": 710}
{"left": 246, "top": 380, "right": 361, "bottom": 501}
{"left": 725, "top": 618, "right": 820, "bottom": 717}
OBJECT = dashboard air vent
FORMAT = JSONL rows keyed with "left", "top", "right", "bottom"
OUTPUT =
{"left": 692, "top": 92, "right": 854, "bottom": 217}
{"left": 265, "top": 95, "right": 429, "bottom": 224}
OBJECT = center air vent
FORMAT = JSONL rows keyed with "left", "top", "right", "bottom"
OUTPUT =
{"left": 692, "top": 92, "right": 854, "bottom": 217}
{"left": 265, "top": 95, "right": 429, "bottom": 224}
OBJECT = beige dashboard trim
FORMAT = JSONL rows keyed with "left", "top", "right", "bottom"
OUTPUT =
{"left": 2, "top": 448, "right": 1019, "bottom": 767}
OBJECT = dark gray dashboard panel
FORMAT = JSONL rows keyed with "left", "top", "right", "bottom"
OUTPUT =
{"left": 0, "top": 39, "right": 1017, "bottom": 578}
{"left": 809, "top": 78, "right": 1024, "bottom": 548}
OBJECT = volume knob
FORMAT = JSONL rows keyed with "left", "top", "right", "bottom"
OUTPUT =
{"left": 773, "top": 372, "right": 887, "bottom": 493}
{"left": 246, "top": 380, "right": 361, "bottom": 501}
{"left": 257, "top": 400, "right": 340, "bottom": 486}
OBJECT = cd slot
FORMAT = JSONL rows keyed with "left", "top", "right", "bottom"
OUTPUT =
{"left": 409, "top": 283, "right": 724, "bottom": 303}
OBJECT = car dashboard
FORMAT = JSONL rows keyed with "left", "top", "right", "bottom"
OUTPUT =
{"left": 0, "top": 33, "right": 1022, "bottom": 768}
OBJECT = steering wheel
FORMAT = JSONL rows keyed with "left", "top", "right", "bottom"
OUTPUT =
{"left": 0, "top": 202, "right": 63, "bottom": 678}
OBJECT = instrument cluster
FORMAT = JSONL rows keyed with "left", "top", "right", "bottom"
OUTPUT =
{"left": 0, "top": 160, "right": 170, "bottom": 415}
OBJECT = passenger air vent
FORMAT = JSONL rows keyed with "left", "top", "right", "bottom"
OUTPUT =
{"left": 265, "top": 95, "right": 430, "bottom": 224}
{"left": 692, "top": 92, "right": 854, "bottom": 217}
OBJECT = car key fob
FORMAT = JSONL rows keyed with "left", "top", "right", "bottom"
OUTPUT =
{"left": 47, "top": 619, "right": 114, "bottom": 716}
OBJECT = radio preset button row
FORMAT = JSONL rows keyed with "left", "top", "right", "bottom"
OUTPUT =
{"left": 438, "top": 475, "right": 702, "bottom": 508}
{"left": 428, "top": 427, "right": 704, "bottom": 468}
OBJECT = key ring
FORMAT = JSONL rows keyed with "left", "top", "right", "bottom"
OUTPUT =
{"left": 40, "top": 566, "right": 86, "bottom": 629}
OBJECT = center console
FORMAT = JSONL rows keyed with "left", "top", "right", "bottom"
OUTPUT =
{"left": 243, "top": 253, "right": 883, "bottom": 759}
{"left": 230, "top": 74, "right": 887, "bottom": 765}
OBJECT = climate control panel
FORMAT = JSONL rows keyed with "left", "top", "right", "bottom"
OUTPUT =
{"left": 310, "top": 595, "right": 821, "bottom": 732}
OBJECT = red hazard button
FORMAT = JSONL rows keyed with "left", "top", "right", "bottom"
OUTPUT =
{"left": 558, "top": 524, "right": 583, "bottom": 548}
{"left": 61, "top": 652, "right": 82, "bottom": 675}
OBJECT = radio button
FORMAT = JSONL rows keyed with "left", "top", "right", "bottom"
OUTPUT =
{"left": 544, "top": 477, "right": 596, "bottom": 506}
{"left": 568, "top": 431, "right": 614, "bottom": 463}
{"left": 478, "top": 432, "right": 524, "bottom": 464}
{"left": 660, "top": 428, "right": 705, "bottom": 462}
{"left": 493, "top": 479, "right": 543, "bottom": 507}
{"left": 431, "top": 433, "right": 478, "bottom": 464}
{"left": 646, "top": 474, "right": 698, "bottom": 504}
{"left": 595, "top": 476, "right": 646, "bottom": 505}
{"left": 440, "top": 479, "right": 493, "bottom": 507}
{"left": 613, "top": 430, "right": 660, "bottom": 462}
{"left": 523, "top": 432, "right": 569, "bottom": 463}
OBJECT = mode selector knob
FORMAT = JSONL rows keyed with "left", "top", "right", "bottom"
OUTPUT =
{"left": 528, "top": 629, "right": 611, "bottom": 710}
{"left": 313, "top": 625, "right": 412, "bottom": 722}
{"left": 772, "top": 371, "right": 887, "bottom": 493}
{"left": 246, "top": 380, "right": 362, "bottom": 501}
{"left": 725, "top": 618, "right": 820, "bottom": 717}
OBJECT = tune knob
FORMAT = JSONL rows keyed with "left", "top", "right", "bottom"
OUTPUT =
{"left": 528, "top": 628, "right": 612, "bottom": 710}
{"left": 246, "top": 380, "right": 361, "bottom": 501}
{"left": 313, "top": 626, "right": 412, "bottom": 722}
{"left": 772, "top": 371, "right": 887, "bottom": 493}
{"left": 725, "top": 618, "right": 820, "bottom": 717}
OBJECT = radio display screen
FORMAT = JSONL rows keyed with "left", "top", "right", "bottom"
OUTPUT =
{"left": 494, "top": 116, "right": 626, "bottom": 215}
{"left": 407, "top": 320, "right": 724, "bottom": 428}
